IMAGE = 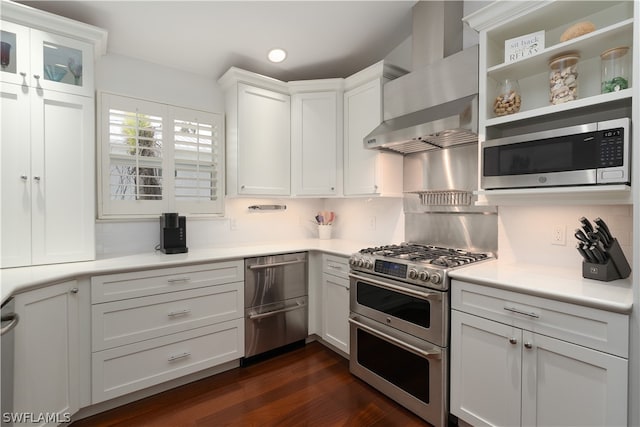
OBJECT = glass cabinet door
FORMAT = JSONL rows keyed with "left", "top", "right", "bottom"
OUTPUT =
{"left": 0, "top": 20, "right": 30, "bottom": 86}
{"left": 30, "top": 28, "right": 93, "bottom": 97}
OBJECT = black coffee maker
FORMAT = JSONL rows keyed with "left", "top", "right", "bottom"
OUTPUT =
{"left": 160, "top": 213, "right": 188, "bottom": 254}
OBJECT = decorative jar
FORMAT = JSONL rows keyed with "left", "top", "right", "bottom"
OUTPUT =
{"left": 493, "top": 79, "right": 521, "bottom": 116}
{"left": 600, "top": 46, "right": 630, "bottom": 93}
{"left": 549, "top": 53, "right": 579, "bottom": 104}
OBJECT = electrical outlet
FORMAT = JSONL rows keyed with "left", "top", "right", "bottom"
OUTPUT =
{"left": 551, "top": 224, "right": 566, "bottom": 245}
{"left": 229, "top": 218, "right": 237, "bottom": 231}
{"left": 369, "top": 216, "right": 376, "bottom": 230}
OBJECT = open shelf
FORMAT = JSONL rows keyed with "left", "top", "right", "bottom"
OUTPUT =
{"left": 487, "top": 18, "right": 633, "bottom": 82}
{"left": 484, "top": 88, "right": 633, "bottom": 128}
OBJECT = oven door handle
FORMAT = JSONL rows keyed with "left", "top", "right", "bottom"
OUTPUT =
{"left": 348, "top": 316, "right": 441, "bottom": 360}
{"left": 348, "top": 273, "right": 442, "bottom": 301}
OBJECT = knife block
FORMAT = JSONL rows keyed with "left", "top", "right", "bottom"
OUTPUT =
{"left": 582, "top": 238, "right": 631, "bottom": 281}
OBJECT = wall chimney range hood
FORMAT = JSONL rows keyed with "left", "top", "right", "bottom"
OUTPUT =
{"left": 365, "top": 1, "right": 479, "bottom": 155}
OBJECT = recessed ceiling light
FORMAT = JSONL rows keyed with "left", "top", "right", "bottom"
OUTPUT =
{"left": 267, "top": 48, "right": 287, "bottom": 63}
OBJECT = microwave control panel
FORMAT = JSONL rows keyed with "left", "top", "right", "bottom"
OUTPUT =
{"left": 598, "top": 128, "right": 624, "bottom": 168}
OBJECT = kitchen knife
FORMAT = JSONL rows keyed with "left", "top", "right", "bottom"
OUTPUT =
{"left": 576, "top": 244, "right": 591, "bottom": 262}
{"left": 579, "top": 217, "right": 594, "bottom": 234}
{"left": 594, "top": 218, "right": 613, "bottom": 242}
{"left": 574, "top": 229, "right": 590, "bottom": 244}
{"left": 593, "top": 226, "right": 611, "bottom": 248}
{"left": 582, "top": 243, "right": 597, "bottom": 263}
{"left": 589, "top": 244, "right": 607, "bottom": 264}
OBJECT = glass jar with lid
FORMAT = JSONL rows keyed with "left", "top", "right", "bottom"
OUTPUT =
{"left": 601, "top": 46, "right": 630, "bottom": 93}
{"left": 549, "top": 53, "right": 579, "bottom": 105}
{"left": 493, "top": 79, "right": 521, "bottom": 116}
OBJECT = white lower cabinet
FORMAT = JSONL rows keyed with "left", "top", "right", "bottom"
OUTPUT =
{"left": 91, "top": 319, "right": 243, "bottom": 403}
{"left": 90, "top": 261, "right": 245, "bottom": 404}
{"left": 321, "top": 255, "right": 350, "bottom": 354}
{"left": 450, "top": 280, "right": 629, "bottom": 427}
{"left": 13, "top": 281, "right": 81, "bottom": 426}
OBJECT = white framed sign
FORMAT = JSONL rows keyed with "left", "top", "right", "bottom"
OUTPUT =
{"left": 504, "top": 31, "right": 545, "bottom": 63}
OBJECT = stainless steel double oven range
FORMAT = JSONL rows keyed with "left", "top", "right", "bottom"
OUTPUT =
{"left": 349, "top": 244, "right": 493, "bottom": 427}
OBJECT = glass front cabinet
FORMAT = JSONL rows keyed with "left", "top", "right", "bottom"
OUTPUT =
{"left": 0, "top": 20, "right": 93, "bottom": 96}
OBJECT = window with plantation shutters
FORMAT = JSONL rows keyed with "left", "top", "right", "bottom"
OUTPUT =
{"left": 98, "top": 93, "right": 224, "bottom": 218}
{"left": 172, "top": 107, "right": 222, "bottom": 214}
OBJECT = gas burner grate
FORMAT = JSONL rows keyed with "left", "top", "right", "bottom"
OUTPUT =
{"left": 360, "top": 243, "right": 491, "bottom": 267}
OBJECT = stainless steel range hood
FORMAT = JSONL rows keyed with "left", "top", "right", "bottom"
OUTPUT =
{"left": 365, "top": 1, "right": 478, "bottom": 154}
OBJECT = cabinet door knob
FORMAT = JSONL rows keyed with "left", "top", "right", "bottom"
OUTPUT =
{"left": 70, "top": 288, "right": 79, "bottom": 294}
{"left": 33, "top": 176, "right": 41, "bottom": 182}
{"left": 33, "top": 74, "right": 40, "bottom": 80}
{"left": 524, "top": 342, "right": 533, "bottom": 349}
{"left": 20, "top": 175, "right": 28, "bottom": 181}
{"left": 509, "top": 337, "right": 518, "bottom": 345}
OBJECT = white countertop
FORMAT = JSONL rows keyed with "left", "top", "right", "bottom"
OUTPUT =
{"left": 3, "top": 242, "right": 634, "bottom": 314}
{"left": 449, "top": 259, "right": 633, "bottom": 314}
{"left": 0, "top": 239, "right": 368, "bottom": 305}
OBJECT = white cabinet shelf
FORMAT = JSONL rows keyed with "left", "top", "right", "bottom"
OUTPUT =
{"left": 484, "top": 88, "right": 632, "bottom": 128}
{"left": 487, "top": 18, "right": 634, "bottom": 82}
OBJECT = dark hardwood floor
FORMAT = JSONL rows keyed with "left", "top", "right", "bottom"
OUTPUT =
{"left": 72, "top": 341, "right": 428, "bottom": 426}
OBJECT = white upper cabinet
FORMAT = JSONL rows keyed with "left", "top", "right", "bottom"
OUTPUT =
{"left": 343, "top": 64, "right": 403, "bottom": 197}
{"left": 219, "top": 62, "right": 404, "bottom": 198}
{"left": 0, "top": 2, "right": 105, "bottom": 267}
{"left": 219, "top": 68, "right": 291, "bottom": 197}
{"left": 1, "top": 15, "right": 101, "bottom": 97}
{"left": 291, "top": 83, "right": 341, "bottom": 197}
{"left": 237, "top": 83, "right": 291, "bottom": 196}
{"left": 0, "top": 20, "right": 29, "bottom": 85}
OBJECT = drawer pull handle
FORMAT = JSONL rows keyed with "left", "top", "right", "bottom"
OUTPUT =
{"left": 504, "top": 306, "right": 539, "bottom": 319}
{"left": 328, "top": 264, "right": 345, "bottom": 270}
{"left": 167, "top": 277, "right": 191, "bottom": 284}
{"left": 509, "top": 337, "right": 517, "bottom": 345}
{"left": 167, "top": 309, "right": 191, "bottom": 318}
{"left": 168, "top": 352, "right": 191, "bottom": 362}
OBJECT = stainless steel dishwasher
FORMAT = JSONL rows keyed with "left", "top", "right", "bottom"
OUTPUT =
{"left": 244, "top": 252, "right": 308, "bottom": 360}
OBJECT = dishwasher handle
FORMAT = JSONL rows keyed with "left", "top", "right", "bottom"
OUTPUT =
{"left": 248, "top": 300, "right": 306, "bottom": 320}
{"left": 247, "top": 259, "right": 306, "bottom": 270}
{"left": 1, "top": 313, "right": 19, "bottom": 336}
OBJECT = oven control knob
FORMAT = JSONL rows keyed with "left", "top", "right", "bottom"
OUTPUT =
{"left": 356, "top": 259, "right": 364, "bottom": 267}
{"left": 430, "top": 273, "right": 442, "bottom": 285}
{"left": 418, "top": 271, "right": 429, "bottom": 281}
{"left": 408, "top": 268, "right": 418, "bottom": 279}
{"left": 349, "top": 258, "right": 356, "bottom": 266}
{"left": 364, "top": 260, "right": 373, "bottom": 269}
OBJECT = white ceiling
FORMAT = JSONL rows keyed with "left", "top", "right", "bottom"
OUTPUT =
{"left": 19, "top": 1, "right": 417, "bottom": 82}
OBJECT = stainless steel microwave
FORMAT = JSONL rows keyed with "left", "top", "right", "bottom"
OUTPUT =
{"left": 482, "top": 118, "right": 630, "bottom": 190}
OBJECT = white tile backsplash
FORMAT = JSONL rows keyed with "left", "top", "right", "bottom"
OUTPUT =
{"left": 95, "top": 197, "right": 405, "bottom": 257}
{"left": 498, "top": 205, "right": 633, "bottom": 268}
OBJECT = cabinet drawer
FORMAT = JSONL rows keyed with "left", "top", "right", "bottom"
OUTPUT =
{"left": 91, "top": 319, "right": 244, "bottom": 403}
{"left": 92, "top": 282, "right": 244, "bottom": 351}
{"left": 91, "top": 260, "right": 244, "bottom": 303}
{"left": 322, "top": 254, "right": 349, "bottom": 279}
{"left": 451, "top": 280, "right": 629, "bottom": 358}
